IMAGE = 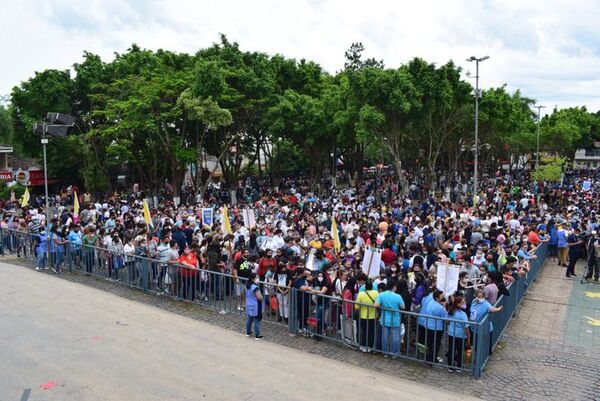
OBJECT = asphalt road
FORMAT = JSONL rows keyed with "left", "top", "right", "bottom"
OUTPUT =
{"left": 0, "top": 262, "right": 475, "bottom": 401}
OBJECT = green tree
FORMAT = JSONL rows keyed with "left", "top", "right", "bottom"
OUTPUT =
{"left": 0, "top": 106, "right": 13, "bottom": 144}
{"left": 479, "top": 87, "right": 536, "bottom": 172}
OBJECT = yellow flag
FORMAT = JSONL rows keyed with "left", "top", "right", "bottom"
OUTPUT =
{"left": 222, "top": 206, "right": 232, "bottom": 235}
{"left": 331, "top": 218, "right": 341, "bottom": 252}
{"left": 73, "top": 191, "right": 80, "bottom": 215}
{"left": 143, "top": 199, "right": 153, "bottom": 227}
{"left": 21, "top": 187, "right": 30, "bottom": 208}
{"left": 585, "top": 316, "right": 600, "bottom": 326}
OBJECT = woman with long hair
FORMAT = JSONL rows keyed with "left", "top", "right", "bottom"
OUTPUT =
{"left": 446, "top": 295, "right": 470, "bottom": 372}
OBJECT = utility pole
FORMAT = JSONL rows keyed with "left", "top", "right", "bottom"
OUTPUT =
{"left": 466, "top": 55, "right": 489, "bottom": 199}
{"left": 34, "top": 113, "right": 76, "bottom": 231}
{"left": 534, "top": 105, "right": 545, "bottom": 170}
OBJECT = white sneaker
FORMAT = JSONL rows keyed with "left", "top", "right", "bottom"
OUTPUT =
{"left": 359, "top": 346, "right": 368, "bottom": 353}
{"left": 36, "top": 267, "right": 40, "bottom": 271}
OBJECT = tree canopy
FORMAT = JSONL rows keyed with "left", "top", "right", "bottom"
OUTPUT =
{"left": 6, "top": 37, "right": 600, "bottom": 197}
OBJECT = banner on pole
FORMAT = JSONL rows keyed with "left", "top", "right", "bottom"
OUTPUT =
{"left": 242, "top": 208, "right": 256, "bottom": 228}
{"left": 361, "top": 247, "right": 382, "bottom": 278}
{"left": 436, "top": 263, "right": 460, "bottom": 297}
{"left": 202, "top": 208, "right": 214, "bottom": 227}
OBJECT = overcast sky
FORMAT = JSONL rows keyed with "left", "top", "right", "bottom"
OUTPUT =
{"left": 1, "top": 0, "right": 599, "bottom": 113}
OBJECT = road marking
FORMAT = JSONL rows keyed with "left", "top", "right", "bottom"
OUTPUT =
{"left": 584, "top": 316, "right": 600, "bottom": 326}
{"left": 40, "top": 380, "right": 58, "bottom": 390}
{"left": 19, "top": 389, "right": 31, "bottom": 401}
{"left": 584, "top": 291, "right": 600, "bottom": 298}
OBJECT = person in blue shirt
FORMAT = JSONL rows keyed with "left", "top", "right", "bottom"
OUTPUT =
{"left": 67, "top": 225, "right": 83, "bottom": 268}
{"left": 416, "top": 290, "right": 434, "bottom": 346}
{"left": 556, "top": 225, "right": 569, "bottom": 266}
{"left": 470, "top": 289, "right": 503, "bottom": 355}
{"left": 35, "top": 230, "right": 49, "bottom": 271}
{"left": 374, "top": 281, "right": 405, "bottom": 357}
{"left": 547, "top": 221, "right": 558, "bottom": 261}
{"left": 446, "top": 296, "right": 470, "bottom": 372}
{"left": 245, "top": 273, "right": 264, "bottom": 340}
{"left": 423, "top": 289, "right": 448, "bottom": 363}
{"left": 50, "top": 227, "right": 66, "bottom": 274}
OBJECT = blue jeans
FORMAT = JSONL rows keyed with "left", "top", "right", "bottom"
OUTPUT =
{"left": 381, "top": 325, "right": 400, "bottom": 355}
{"left": 113, "top": 256, "right": 123, "bottom": 280}
{"left": 84, "top": 249, "right": 94, "bottom": 273}
{"left": 36, "top": 251, "right": 47, "bottom": 269}
{"left": 55, "top": 250, "right": 64, "bottom": 271}
{"left": 246, "top": 315, "right": 261, "bottom": 336}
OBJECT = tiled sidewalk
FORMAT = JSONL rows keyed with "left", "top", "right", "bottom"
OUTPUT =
{"left": 512, "top": 258, "right": 600, "bottom": 347}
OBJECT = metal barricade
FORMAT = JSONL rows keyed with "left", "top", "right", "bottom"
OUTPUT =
{"left": 290, "top": 289, "right": 480, "bottom": 374}
{"left": 0, "top": 227, "right": 548, "bottom": 378}
{"left": 476, "top": 242, "right": 549, "bottom": 375}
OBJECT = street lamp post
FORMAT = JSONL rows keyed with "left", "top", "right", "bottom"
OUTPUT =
{"left": 41, "top": 134, "right": 50, "bottom": 229}
{"left": 466, "top": 55, "right": 489, "bottom": 198}
{"left": 534, "top": 105, "right": 545, "bottom": 170}
{"left": 34, "top": 113, "right": 76, "bottom": 231}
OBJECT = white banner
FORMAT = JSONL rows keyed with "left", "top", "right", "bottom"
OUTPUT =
{"left": 242, "top": 208, "right": 256, "bottom": 228}
{"left": 436, "top": 263, "right": 460, "bottom": 297}
{"left": 361, "top": 247, "right": 382, "bottom": 278}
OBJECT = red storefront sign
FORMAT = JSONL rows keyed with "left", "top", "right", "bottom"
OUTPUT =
{"left": 0, "top": 170, "right": 12, "bottom": 181}
{"left": 28, "top": 170, "right": 46, "bottom": 186}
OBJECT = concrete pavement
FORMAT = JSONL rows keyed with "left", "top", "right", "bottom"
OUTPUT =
{"left": 0, "top": 262, "right": 475, "bottom": 401}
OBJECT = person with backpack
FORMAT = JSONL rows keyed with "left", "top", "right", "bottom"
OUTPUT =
{"left": 355, "top": 280, "right": 379, "bottom": 352}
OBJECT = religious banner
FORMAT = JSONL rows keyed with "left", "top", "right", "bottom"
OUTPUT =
{"left": 436, "top": 263, "right": 460, "bottom": 297}
{"left": 361, "top": 247, "right": 382, "bottom": 278}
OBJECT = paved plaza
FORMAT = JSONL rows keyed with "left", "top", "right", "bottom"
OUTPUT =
{"left": 1, "top": 257, "right": 599, "bottom": 401}
{"left": 0, "top": 261, "right": 473, "bottom": 401}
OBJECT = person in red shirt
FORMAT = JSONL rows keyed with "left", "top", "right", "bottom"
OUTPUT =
{"left": 381, "top": 246, "right": 397, "bottom": 267}
{"left": 527, "top": 228, "right": 541, "bottom": 246}
{"left": 178, "top": 246, "right": 199, "bottom": 301}
{"left": 258, "top": 249, "right": 277, "bottom": 280}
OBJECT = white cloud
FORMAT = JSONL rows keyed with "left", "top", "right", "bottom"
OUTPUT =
{"left": 1, "top": 0, "right": 599, "bottom": 113}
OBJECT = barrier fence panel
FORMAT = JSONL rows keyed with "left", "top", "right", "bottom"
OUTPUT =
{"left": 290, "top": 289, "right": 482, "bottom": 373}
{"left": 478, "top": 242, "right": 549, "bottom": 373}
{"left": 0, "top": 227, "right": 548, "bottom": 378}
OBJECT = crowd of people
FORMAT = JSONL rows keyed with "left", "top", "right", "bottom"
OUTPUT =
{"left": 1, "top": 168, "right": 598, "bottom": 372}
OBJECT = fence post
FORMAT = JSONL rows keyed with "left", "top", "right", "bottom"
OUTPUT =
{"left": 67, "top": 242, "right": 73, "bottom": 272}
{"left": 142, "top": 258, "right": 149, "bottom": 292}
{"left": 289, "top": 288, "right": 297, "bottom": 335}
{"left": 472, "top": 319, "right": 486, "bottom": 378}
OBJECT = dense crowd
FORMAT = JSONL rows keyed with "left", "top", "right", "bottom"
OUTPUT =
{"left": 1, "top": 169, "right": 598, "bottom": 371}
